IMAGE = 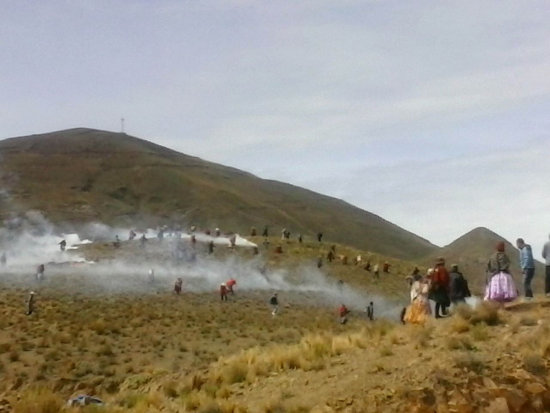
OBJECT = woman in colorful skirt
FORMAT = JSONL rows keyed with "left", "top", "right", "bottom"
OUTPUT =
{"left": 404, "top": 271, "right": 432, "bottom": 324}
{"left": 484, "top": 241, "right": 517, "bottom": 303}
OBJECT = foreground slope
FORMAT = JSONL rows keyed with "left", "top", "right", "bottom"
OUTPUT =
{"left": 0, "top": 128, "right": 436, "bottom": 260}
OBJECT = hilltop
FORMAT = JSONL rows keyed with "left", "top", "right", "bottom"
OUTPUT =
{"left": 0, "top": 128, "right": 436, "bottom": 261}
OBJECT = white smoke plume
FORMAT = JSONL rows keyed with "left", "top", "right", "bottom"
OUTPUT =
{"left": 0, "top": 216, "right": 402, "bottom": 320}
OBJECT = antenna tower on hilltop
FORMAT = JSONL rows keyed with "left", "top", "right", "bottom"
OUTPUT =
{"left": 121, "top": 117, "right": 125, "bottom": 134}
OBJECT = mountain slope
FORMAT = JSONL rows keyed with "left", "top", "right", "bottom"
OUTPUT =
{"left": 0, "top": 128, "right": 437, "bottom": 260}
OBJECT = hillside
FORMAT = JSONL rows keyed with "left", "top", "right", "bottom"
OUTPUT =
{"left": 2, "top": 235, "right": 550, "bottom": 413}
{"left": 0, "top": 128, "right": 437, "bottom": 260}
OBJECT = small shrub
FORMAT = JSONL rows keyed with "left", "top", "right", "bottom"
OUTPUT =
{"left": 221, "top": 363, "right": 248, "bottom": 384}
{"left": 12, "top": 387, "right": 63, "bottom": 413}
{"left": 520, "top": 315, "right": 538, "bottom": 327}
{"left": 379, "top": 346, "right": 393, "bottom": 357}
{"left": 0, "top": 342, "right": 11, "bottom": 354}
{"left": 409, "top": 325, "right": 433, "bottom": 347}
{"left": 454, "top": 352, "right": 485, "bottom": 374}
{"left": 470, "top": 323, "right": 490, "bottom": 341}
{"left": 9, "top": 349, "right": 20, "bottom": 362}
{"left": 446, "top": 335, "right": 474, "bottom": 351}
{"left": 470, "top": 302, "right": 500, "bottom": 326}
{"left": 449, "top": 316, "right": 470, "bottom": 334}
{"left": 523, "top": 353, "right": 546, "bottom": 375}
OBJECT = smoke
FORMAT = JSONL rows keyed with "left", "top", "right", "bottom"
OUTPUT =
{"left": 0, "top": 216, "right": 401, "bottom": 320}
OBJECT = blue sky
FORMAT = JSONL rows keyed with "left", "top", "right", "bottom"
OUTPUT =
{"left": 1, "top": 0, "right": 549, "bottom": 257}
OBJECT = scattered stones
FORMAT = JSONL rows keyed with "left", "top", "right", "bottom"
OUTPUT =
{"left": 484, "top": 397, "right": 509, "bottom": 413}
{"left": 496, "top": 387, "right": 527, "bottom": 412}
{"left": 524, "top": 382, "right": 546, "bottom": 395}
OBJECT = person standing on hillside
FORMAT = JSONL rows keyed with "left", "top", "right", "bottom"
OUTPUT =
{"left": 429, "top": 258, "right": 450, "bottom": 318}
{"left": 174, "top": 278, "right": 183, "bottom": 295}
{"left": 485, "top": 242, "right": 517, "bottom": 303}
{"left": 373, "top": 263, "right": 380, "bottom": 278}
{"left": 317, "top": 232, "right": 323, "bottom": 242}
{"left": 403, "top": 272, "right": 431, "bottom": 324}
{"left": 262, "top": 226, "right": 268, "bottom": 237}
{"left": 449, "top": 264, "right": 471, "bottom": 305}
{"left": 338, "top": 304, "right": 350, "bottom": 324}
{"left": 542, "top": 234, "right": 550, "bottom": 296}
{"left": 26, "top": 291, "right": 36, "bottom": 315}
{"left": 516, "top": 238, "right": 535, "bottom": 300}
{"left": 226, "top": 278, "right": 236, "bottom": 294}
{"left": 36, "top": 264, "right": 45, "bottom": 282}
{"left": 487, "top": 241, "right": 511, "bottom": 276}
{"left": 364, "top": 260, "right": 371, "bottom": 272}
{"left": 269, "top": 293, "right": 279, "bottom": 316}
{"left": 366, "top": 301, "right": 374, "bottom": 321}
{"left": 220, "top": 283, "right": 228, "bottom": 301}
{"left": 59, "top": 239, "right": 66, "bottom": 251}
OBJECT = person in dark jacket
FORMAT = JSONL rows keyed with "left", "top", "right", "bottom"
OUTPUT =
{"left": 449, "top": 264, "right": 471, "bottom": 305}
{"left": 26, "top": 291, "right": 36, "bottom": 315}
{"left": 269, "top": 293, "right": 279, "bottom": 316}
{"left": 429, "top": 258, "right": 450, "bottom": 318}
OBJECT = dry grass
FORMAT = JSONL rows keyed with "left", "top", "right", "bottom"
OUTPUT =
{"left": 209, "top": 324, "right": 392, "bottom": 388}
{"left": 12, "top": 387, "right": 63, "bottom": 413}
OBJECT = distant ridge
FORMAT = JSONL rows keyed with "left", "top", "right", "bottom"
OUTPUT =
{"left": 0, "top": 128, "right": 437, "bottom": 260}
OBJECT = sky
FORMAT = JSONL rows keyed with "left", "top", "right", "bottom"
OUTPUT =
{"left": 1, "top": 0, "right": 549, "bottom": 257}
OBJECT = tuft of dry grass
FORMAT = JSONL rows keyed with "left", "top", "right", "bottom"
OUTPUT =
{"left": 470, "top": 323, "right": 490, "bottom": 341}
{"left": 448, "top": 315, "right": 470, "bottom": 334}
{"left": 523, "top": 352, "right": 547, "bottom": 376}
{"left": 12, "top": 387, "right": 63, "bottom": 413}
{"left": 446, "top": 335, "right": 474, "bottom": 351}
{"left": 453, "top": 352, "right": 485, "bottom": 374}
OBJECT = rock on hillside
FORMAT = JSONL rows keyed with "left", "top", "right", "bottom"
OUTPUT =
{"left": 0, "top": 128, "right": 437, "bottom": 260}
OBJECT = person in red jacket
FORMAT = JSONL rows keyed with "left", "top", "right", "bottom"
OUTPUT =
{"left": 226, "top": 278, "right": 237, "bottom": 294}
{"left": 338, "top": 304, "right": 350, "bottom": 324}
{"left": 220, "top": 283, "right": 228, "bottom": 301}
{"left": 429, "top": 258, "right": 450, "bottom": 318}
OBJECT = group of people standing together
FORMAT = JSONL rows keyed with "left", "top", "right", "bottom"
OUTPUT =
{"left": 403, "top": 235, "right": 550, "bottom": 325}
{"left": 402, "top": 259, "right": 471, "bottom": 324}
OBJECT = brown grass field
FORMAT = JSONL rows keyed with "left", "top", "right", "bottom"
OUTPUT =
{"left": 1, "top": 237, "right": 550, "bottom": 412}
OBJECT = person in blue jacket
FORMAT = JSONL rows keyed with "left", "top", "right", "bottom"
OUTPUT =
{"left": 516, "top": 238, "right": 535, "bottom": 299}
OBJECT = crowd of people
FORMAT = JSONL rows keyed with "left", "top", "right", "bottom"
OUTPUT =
{"left": 402, "top": 235, "right": 549, "bottom": 325}
{"left": 17, "top": 225, "right": 550, "bottom": 326}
